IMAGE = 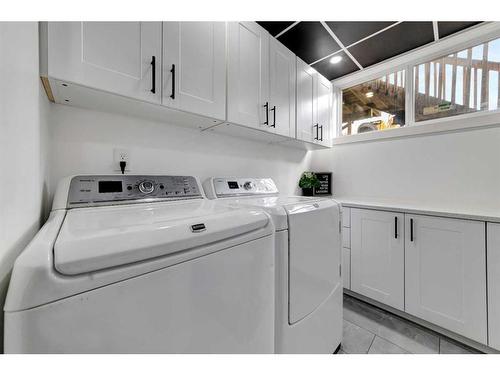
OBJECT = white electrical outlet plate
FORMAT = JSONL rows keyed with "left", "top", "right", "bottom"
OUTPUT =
{"left": 114, "top": 148, "right": 129, "bottom": 162}
{"left": 113, "top": 148, "right": 130, "bottom": 172}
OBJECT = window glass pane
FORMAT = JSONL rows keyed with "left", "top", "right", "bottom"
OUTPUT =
{"left": 414, "top": 37, "right": 500, "bottom": 122}
{"left": 341, "top": 70, "right": 406, "bottom": 136}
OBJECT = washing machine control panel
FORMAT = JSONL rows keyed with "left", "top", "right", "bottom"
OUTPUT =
{"left": 67, "top": 175, "right": 201, "bottom": 207}
{"left": 212, "top": 178, "right": 278, "bottom": 197}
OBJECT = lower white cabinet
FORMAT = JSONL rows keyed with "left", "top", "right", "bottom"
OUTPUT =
{"left": 405, "top": 215, "right": 487, "bottom": 344}
{"left": 487, "top": 223, "right": 500, "bottom": 350}
{"left": 342, "top": 227, "right": 351, "bottom": 248}
{"left": 342, "top": 206, "right": 351, "bottom": 290}
{"left": 346, "top": 206, "right": 490, "bottom": 346}
{"left": 342, "top": 207, "right": 351, "bottom": 228}
{"left": 351, "top": 208, "right": 405, "bottom": 310}
{"left": 342, "top": 247, "right": 351, "bottom": 290}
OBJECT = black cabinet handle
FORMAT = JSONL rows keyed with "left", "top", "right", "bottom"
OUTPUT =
{"left": 150, "top": 56, "right": 156, "bottom": 94}
{"left": 313, "top": 123, "right": 319, "bottom": 140}
{"left": 319, "top": 125, "right": 323, "bottom": 141}
{"left": 264, "top": 102, "right": 269, "bottom": 125}
{"left": 270, "top": 105, "right": 276, "bottom": 128}
{"left": 410, "top": 218, "right": 414, "bottom": 242}
{"left": 395, "top": 217, "right": 398, "bottom": 239}
{"left": 169, "top": 64, "right": 175, "bottom": 99}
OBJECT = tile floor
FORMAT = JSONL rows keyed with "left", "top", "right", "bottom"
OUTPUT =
{"left": 339, "top": 294, "right": 481, "bottom": 354}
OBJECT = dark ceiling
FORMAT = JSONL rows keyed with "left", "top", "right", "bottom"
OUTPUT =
{"left": 257, "top": 21, "right": 482, "bottom": 81}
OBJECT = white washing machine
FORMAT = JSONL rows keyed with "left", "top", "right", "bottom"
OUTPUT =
{"left": 4, "top": 175, "right": 275, "bottom": 353}
{"left": 203, "top": 177, "right": 343, "bottom": 353}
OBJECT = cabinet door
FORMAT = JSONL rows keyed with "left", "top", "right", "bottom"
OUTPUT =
{"left": 163, "top": 22, "right": 226, "bottom": 120}
{"left": 47, "top": 22, "right": 162, "bottom": 103}
{"left": 342, "top": 247, "right": 351, "bottom": 290}
{"left": 227, "top": 22, "right": 270, "bottom": 129}
{"left": 269, "top": 38, "right": 296, "bottom": 138}
{"left": 296, "top": 58, "right": 316, "bottom": 142}
{"left": 351, "top": 209, "right": 404, "bottom": 309}
{"left": 488, "top": 223, "right": 500, "bottom": 350}
{"left": 405, "top": 215, "right": 487, "bottom": 344}
{"left": 315, "top": 74, "right": 332, "bottom": 147}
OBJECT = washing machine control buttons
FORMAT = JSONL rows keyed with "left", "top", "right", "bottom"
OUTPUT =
{"left": 138, "top": 180, "right": 155, "bottom": 194}
{"left": 243, "top": 181, "right": 253, "bottom": 190}
{"left": 213, "top": 178, "right": 279, "bottom": 197}
{"left": 67, "top": 175, "right": 202, "bottom": 208}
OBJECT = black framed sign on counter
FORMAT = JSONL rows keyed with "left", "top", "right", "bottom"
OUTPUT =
{"left": 313, "top": 172, "right": 332, "bottom": 196}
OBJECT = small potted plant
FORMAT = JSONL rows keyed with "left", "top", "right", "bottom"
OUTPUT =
{"left": 299, "top": 172, "right": 320, "bottom": 196}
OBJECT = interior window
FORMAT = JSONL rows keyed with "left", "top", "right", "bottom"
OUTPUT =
{"left": 414, "top": 37, "right": 500, "bottom": 122}
{"left": 341, "top": 70, "right": 406, "bottom": 136}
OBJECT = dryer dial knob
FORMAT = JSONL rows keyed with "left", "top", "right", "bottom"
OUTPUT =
{"left": 138, "top": 181, "right": 155, "bottom": 194}
{"left": 243, "top": 181, "right": 253, "bottom": 190}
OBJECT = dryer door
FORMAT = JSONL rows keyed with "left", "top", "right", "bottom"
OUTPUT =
{"left": 286, "top": 200, "right": 341, "bottom": 324}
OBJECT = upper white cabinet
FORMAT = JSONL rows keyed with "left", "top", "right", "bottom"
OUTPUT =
{"left": 296, "top": 58, "right": 332, "bottom": 146}
{"left": 43, "top": 21, "right": 331, "bottom": 147}
{"left": 296, "top": 58, "right": 316, "bottom": 143}
{"left": 227, "top": 22, "right": 270, "bottom": 130}
{"left": 46, "top": 22, "right": 162, "bottom": 103}
{"left": 487, "top": 223, "right": 500, "bottom": 350}
{"left": 269, "top": 38, "right": 296, "bottom": 138}
{"left": 351, "top": 208, "right": 405, "bottom": 310}
{"left": 162, "top": 22, "right": 226, "bottom": 121}
{"left": 405, "top": 215, "right": 487, "bottom": 344}
{"left": 315, "top": 74, "right": 332, "bottom": 147}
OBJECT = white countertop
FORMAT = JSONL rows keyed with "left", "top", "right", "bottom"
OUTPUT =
{"left": 335, "top": 196, "right": 500, "bottom": 223}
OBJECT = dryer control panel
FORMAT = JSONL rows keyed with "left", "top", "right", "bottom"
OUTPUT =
{"left": 67, "top": 175, "right": 201, "bottom": 207}
{"left": 208, "top": 178, "right": 279, "bottom": 198}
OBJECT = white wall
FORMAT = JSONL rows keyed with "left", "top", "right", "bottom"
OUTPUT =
{"left": 310, "top": 126, "right": 500, "bottom": 211}
{"left": 48, "top": 104, "right": 311, "bottom": 200}
{"left": 0, "top": 22, "right": 51, "bottom": 352}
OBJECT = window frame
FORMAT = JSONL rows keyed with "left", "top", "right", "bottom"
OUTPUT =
{"left": 332, "top": 22, "right": 500, "bottom": 145}
{"left": 339, "top": 68, "right": 408, "bottom": 137}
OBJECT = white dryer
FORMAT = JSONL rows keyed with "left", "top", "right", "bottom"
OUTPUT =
{"left": 4, "top": 175, "right": 275, "bottom": 353}
{"left": 203, "top": 177, "right": 343, "bottom": 353}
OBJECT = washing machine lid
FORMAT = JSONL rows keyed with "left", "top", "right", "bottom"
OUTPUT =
{"left": 219, "top": 196, "right": 329, "bottom": 231}
{"left": 218, "top": 196, "right": 287, "bottom": 230}
{"left": 54, "top": 200, "right": 270, "bottom": 275}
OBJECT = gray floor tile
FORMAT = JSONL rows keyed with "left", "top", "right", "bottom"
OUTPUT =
{"left": 439, "top": 338, "right": 477, "bottom": 354}
{"left": 343, "top": 295, "right": 439, "bottom": 354}
{"left": 341, "top": 320, "right": 375, "bottom": 354}
{"left": 368, "top": 336, "right": 409, "bottom": 354}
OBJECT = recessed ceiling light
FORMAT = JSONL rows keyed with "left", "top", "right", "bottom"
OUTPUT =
{"left": 329, "top": 55, "right": 342, "bottom": 64}
{"left": 365, "top": 91, "right": 374, "bottom": 98}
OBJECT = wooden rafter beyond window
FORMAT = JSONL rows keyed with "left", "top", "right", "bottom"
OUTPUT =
{"left": 463, "top": 48, "right": 472, "bottom": 106}
{"left": 481, "top": 43, "right": 489, "bottom": 110}
{"left": 451, "top": 54, "right": 457, "bottom": 104}
{"left": 498, "top": 70, "right": 500, "bottom": 109}
{"left": 413, "top": 41, "right": 500, "bottom": 121}
{"left": 440, "top": 55, "right": 500, "bottom": 71}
